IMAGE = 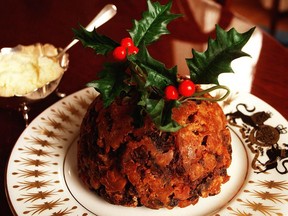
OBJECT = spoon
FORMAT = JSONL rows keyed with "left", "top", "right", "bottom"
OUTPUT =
{"left": 57, "top": 4, "right": 117, "bottom": 65}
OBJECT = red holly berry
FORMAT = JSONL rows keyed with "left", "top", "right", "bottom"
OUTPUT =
{"left": 178, "top": 80, "right": 196, "bottom": 97}
{"left": 128, "top": 46, "right": 139, "bottom": 55}
{"left": 164, "top": 85, "right": 179, "bottom": 100}
{"left": 113, "top": 46, "right": 127, "bottom": 61}
{"left": 121, "top": 37, "right": 134, "bottom": 48}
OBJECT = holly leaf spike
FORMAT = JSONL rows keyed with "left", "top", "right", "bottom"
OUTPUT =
{"left": 186, "top": 25, "right": 255, "bottom": 85}
{"left": 87, "top": 62, "right": 130, "bottom": 107}
{"left": 129, "top": 44, "right": 178, "bottom": 91}
{"left": 128, "top": 0, "right": 182, "bottom": 47}
{"left": 73, "top": 25, "right": 118, "bottom": 55}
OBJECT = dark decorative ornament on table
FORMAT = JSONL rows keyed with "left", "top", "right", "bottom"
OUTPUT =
{"left": 226, "top": 103, "right": 288, "bottom": 174}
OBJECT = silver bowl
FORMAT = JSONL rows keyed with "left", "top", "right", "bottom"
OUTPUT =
{"left": 0, "top": 43, "right": 69, "bottom": 125}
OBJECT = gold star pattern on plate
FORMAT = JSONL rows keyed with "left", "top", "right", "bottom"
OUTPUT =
{"left": 7, "top": 89, "right": 97, "bottom": 215}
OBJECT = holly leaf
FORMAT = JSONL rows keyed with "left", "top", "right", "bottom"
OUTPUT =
{"left": 159, "top": 121, "right": 181, "bottom": 132}
{"left": 128, "top": 0, "right": 181, "bottom": 46}
{"left": 145, "top": 97, "right": 164, "bottom": 127}
{"left": 87, "top": 62, "right": 130, "bottom": 107}
{"left": 73, "top": 25, "right": 118, "bottom": 55}
{"left": 159, "top": 100, "right": 181, "bottom": 132}
{"left": 138, "top": 95, "right": 181, "bottom": 132}
{"left": 129, "top": 44, "right": 178, "bottom": 92}
{"left": 186, "top": 25, "right": 255, "bottom": 84}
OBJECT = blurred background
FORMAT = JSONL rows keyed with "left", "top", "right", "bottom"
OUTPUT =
{"left": 216, "top": 0, "right": 288, "bottom": 46}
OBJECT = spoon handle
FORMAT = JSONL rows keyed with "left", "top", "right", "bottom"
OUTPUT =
{"left": 60, "top": 4, "right": 117, "bottom": 55}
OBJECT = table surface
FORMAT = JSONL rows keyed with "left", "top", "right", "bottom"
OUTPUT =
{"left": 1, "top": 0, "right": 287, "bottom": 215}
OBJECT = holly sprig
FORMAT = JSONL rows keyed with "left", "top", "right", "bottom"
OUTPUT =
{"left": 187, "top": 25, "right": 255, "bottom": 84}
{"left": 73, "top": 0, "right": 255, "bottom": 132}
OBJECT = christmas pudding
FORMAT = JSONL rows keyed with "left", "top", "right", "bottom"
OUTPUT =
{"left": 75, "top": 0, "right": 254, "bottom": 209}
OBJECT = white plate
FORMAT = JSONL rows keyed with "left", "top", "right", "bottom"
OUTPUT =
{"left": 6, "top": 88, "right": 288, "bottom": 216}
